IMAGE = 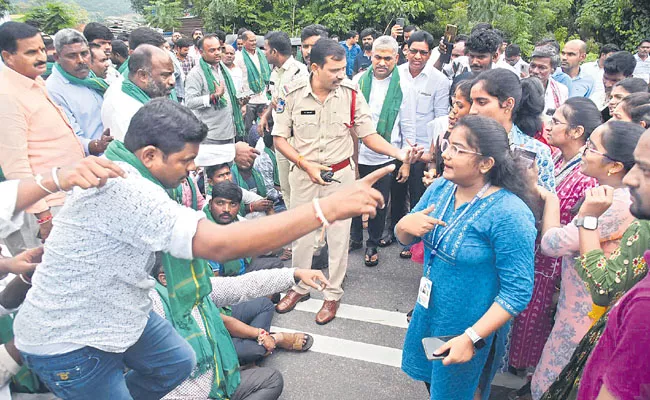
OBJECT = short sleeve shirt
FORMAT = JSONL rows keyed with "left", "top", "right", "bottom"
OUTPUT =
{"left": 271, "top": 77, "right": 375, "bottom": 165}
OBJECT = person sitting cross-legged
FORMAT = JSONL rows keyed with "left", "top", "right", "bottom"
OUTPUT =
{"left": 151, "top": 263, "right": 313, "bottom": 391}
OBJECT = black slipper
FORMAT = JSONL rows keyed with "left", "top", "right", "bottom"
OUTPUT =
{"left": 365, "top": 247, "right": 379, "bottom": 267}
{"left": 378, "top": 235, "right": 395, "bottom": 247}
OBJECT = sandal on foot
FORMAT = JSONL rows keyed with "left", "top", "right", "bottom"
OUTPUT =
{"left": 378, "top": 235, "right": 395, "bottom": 247}
{"left": 400, "top": 249, "right": 412, "bottom": 259}
{"left": 271, "top": 332, "right": 314, "bottom": 352}
{"left": 365, "top": 247, "right": 379, "bottom": 267}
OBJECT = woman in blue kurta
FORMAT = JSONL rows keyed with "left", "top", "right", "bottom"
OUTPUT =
{"left": 396, "top": 115, "right": 537, "bottom": 400}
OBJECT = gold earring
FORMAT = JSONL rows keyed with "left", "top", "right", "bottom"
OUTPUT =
{"left": 607, "top": 170, "right": 613, "bottom": 176}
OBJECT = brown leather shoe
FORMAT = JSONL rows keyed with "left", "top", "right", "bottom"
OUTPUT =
{"left": 315, "top": 300, "right": 340, "bottom": 325}
{"left": 275, "top": 289, "right": 310, "bottom": 314}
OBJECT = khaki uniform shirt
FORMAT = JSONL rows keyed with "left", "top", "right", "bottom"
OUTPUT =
{"left": 269, "top": 56, "right": 308, "bottom": 119}
{"left": 272, "top": 77, "right": 375, "bottom": 165}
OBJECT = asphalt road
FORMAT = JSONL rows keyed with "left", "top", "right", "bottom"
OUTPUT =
{"left": 260, "top": 230, "right": 524, "bottom": 400}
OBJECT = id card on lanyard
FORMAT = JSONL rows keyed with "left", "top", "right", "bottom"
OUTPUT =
{"left": 417, "top": 183, "right": 491, "bottom": 309}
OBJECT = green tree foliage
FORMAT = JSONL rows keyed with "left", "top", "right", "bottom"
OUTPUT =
{"left": 129, "top": 0, "right": 648, "bottom": 54}
{"left": 1, "top": 0, "right": 11, "bottom": 14}
{"left": 143, "top": 0, "right": 182, "bottom": 30}
{"left": 22, "top": 1, "right": 88, "bottom": 33}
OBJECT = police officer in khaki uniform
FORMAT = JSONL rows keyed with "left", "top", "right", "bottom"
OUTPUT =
{"left": 258, "top": 31, "right": 308, "bottom": 208}
{"left": 272, "top": 39, "right": 421, "bottom": 325}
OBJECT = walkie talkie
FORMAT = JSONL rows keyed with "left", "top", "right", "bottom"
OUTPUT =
{"left": 320, "top": 170, "right": 341, "bottom": 183}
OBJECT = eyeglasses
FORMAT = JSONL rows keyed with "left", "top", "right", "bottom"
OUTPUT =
{"left": 408, "top": 48, "right": 430, "bottom": 56}
{"left": 582, "top": 141, "right": 619, "bottom": 162}
{"left": 441, "top": 139, "right": 483, "bottom": 158}
{"left": 549, "top": 117, "right": 568, "bottom": 126}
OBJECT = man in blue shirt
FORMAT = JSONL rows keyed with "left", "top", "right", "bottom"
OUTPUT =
{"left": 46, "top": 28, "right": 112, "bottom": 156}
{"left": 353, "top": 28, "right": 376, "bottom": 75}
{"left": 339, "top": 30, "right": 361, "bottom": 79}
{"left": 561, "top": 39, "right": 594, "bottom": 98}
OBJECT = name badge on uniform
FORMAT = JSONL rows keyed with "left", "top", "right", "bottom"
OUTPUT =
{"left": 417, "top": 277, "right": 432, "bottom": 309}
{"left": 301, "top": 110, "right": 316, "bottom": 115}
{"left": 276, "top": 98, "right": 286, "bottom": 114}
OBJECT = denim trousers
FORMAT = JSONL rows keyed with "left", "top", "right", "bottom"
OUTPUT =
{"left": 20, "top": 311, "right": 196, "bottom": 400}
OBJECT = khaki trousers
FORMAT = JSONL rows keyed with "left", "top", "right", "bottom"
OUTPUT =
{"left": 289, "top": 164, "right": 354, "bottom": 301}
{"left": 276, "top": 150, "right": 291, "bottom": 208}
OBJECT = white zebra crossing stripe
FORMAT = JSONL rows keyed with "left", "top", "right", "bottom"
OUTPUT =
{"left": 281, "top": 294, "right": 409, "bottom": 329}
{"left": 271, "top": 326, "right": 403, "bottom": 368}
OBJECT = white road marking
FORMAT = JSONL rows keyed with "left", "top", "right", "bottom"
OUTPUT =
{"left": 281, "top": 294, "right": 409, "bottom": 329}
{"left": 271, "top": 325, "right": 403, "bottom": 368}
{"left": 270, "top": 325, "right": 525, "bottom": 389}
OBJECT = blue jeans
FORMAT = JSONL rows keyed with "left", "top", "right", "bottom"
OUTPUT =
{"left": 20, "top": 311, "right": 196, "bottom": 400}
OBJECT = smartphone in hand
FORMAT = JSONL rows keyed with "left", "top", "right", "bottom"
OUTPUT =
{"left": 422, "top": 336, "right": 451, "bottom": 361}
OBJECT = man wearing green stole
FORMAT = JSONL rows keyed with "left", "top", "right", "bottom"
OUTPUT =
{"left": 46, "top": 28, "right": 113, "bottom": 156}
{"left": 12, "top": 98, "right": 393, "bottom": 399}
{"left": 235, "top": 31, "right": 272, "bottom": 133}
{"left": 186, "top": 34, "right": 246, "bottom": 144}
{"left": 101, "top": 44, "right": 176, "bottom": 142}
{"left": 350, "top": 35, "right": 417, "bottom": 267}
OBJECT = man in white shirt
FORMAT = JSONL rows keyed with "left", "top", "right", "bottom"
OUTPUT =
{"left": 582, "top": 43, "right": 620, "bottom": 110}
{"left": 633, "top": 38, "right": 650, "bottom": 83}
{"left": 222, "top": 43, "right": 243, "bottom": 93}
{"left": 530, "top": 45, "right": 569, "bottom": 113}
{"left": 101, "top": 45, "right": 175, "bottom": 142}
{"left": 350, "top": 36, "right": 416, "bottom": 266}
{"left": 12, "top": 98, "right": 387, "bottom": 399}
{"left": 235, "top": 31, "right": 271, "bottom": 133}
{"left": 395, "top": 30, "right": 449, "bottom": 242}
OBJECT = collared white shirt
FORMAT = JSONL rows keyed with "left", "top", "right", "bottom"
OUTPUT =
{"left": 226, "top": 64, "right": 244, "bottom": 94}
{"left": 582, "top": 60, "right": 607, "bottom": 109}
{"left": 352, "top": 70, "right": 417, "bottom": 165}
{"left": 234, "top": 49, "right": 270, "bottom": 105}
{"left": 633, "top": 53, "right": 650, "bottom": 83}
{"left": 101, "top": 80, "right": 144, "bottom": 142}
{"left": 398, "top": 62, "right": 450, "bottom": 148}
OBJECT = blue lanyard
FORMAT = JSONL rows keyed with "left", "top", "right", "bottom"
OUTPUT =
{"left": 425, "top": 183, "right": 491, "bottom": 277}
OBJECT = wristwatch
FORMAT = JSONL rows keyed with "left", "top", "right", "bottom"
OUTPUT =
{"left": 464, "top": 327, "right": 486, "bottom": 349}
{"left": 575, "top": 216, "right": 599, "bottom": 230}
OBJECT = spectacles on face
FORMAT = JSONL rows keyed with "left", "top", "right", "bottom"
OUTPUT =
{"left": 582, "top": 141, "right": 619, "bottom": 162}
{"left": 549, "top": 117, "right": 568, "bottom": 126}
{"left": 441, "top": 139, "right": 483, "bottom": 158}
{"left": 408, "top": 48, "right": 430, "bottom": 56}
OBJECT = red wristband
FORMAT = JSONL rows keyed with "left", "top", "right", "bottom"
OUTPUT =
{"left": 37, "top": 215, "right": 53, "bottom": 225}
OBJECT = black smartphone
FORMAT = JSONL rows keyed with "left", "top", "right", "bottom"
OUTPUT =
{"left": 513, "top": 147, "right": 537, "bottom": 168}
{"left": 395, "top": 18, "right": 405, "bottom": 43}
{"left": 422, "top": 336, "right": 451, "bottom": 361}
{"left": 438, "top": 24, "right": 458, "bottom": 65}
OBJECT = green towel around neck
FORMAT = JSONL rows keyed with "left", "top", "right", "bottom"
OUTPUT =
{"left": 242, "top": 48, "right": 271, "bottom": 95}
{"left": 358, "top": 66, "right": 403, "bottom": 142}
{"left": 104, "top": 140, "right": 224, "bottom": 387}
{"left": 121, "top": 78, "right": 151, "bottom": 104}
{"left": 199, "top": 57, "right": 227, "bottom": 108}
{"left": 54, "top": 62, "right": 109, "bottom": 96}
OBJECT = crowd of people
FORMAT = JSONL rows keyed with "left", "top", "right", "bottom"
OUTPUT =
{"left": 0, "top": 14, "right": 649, "bottom": 400}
